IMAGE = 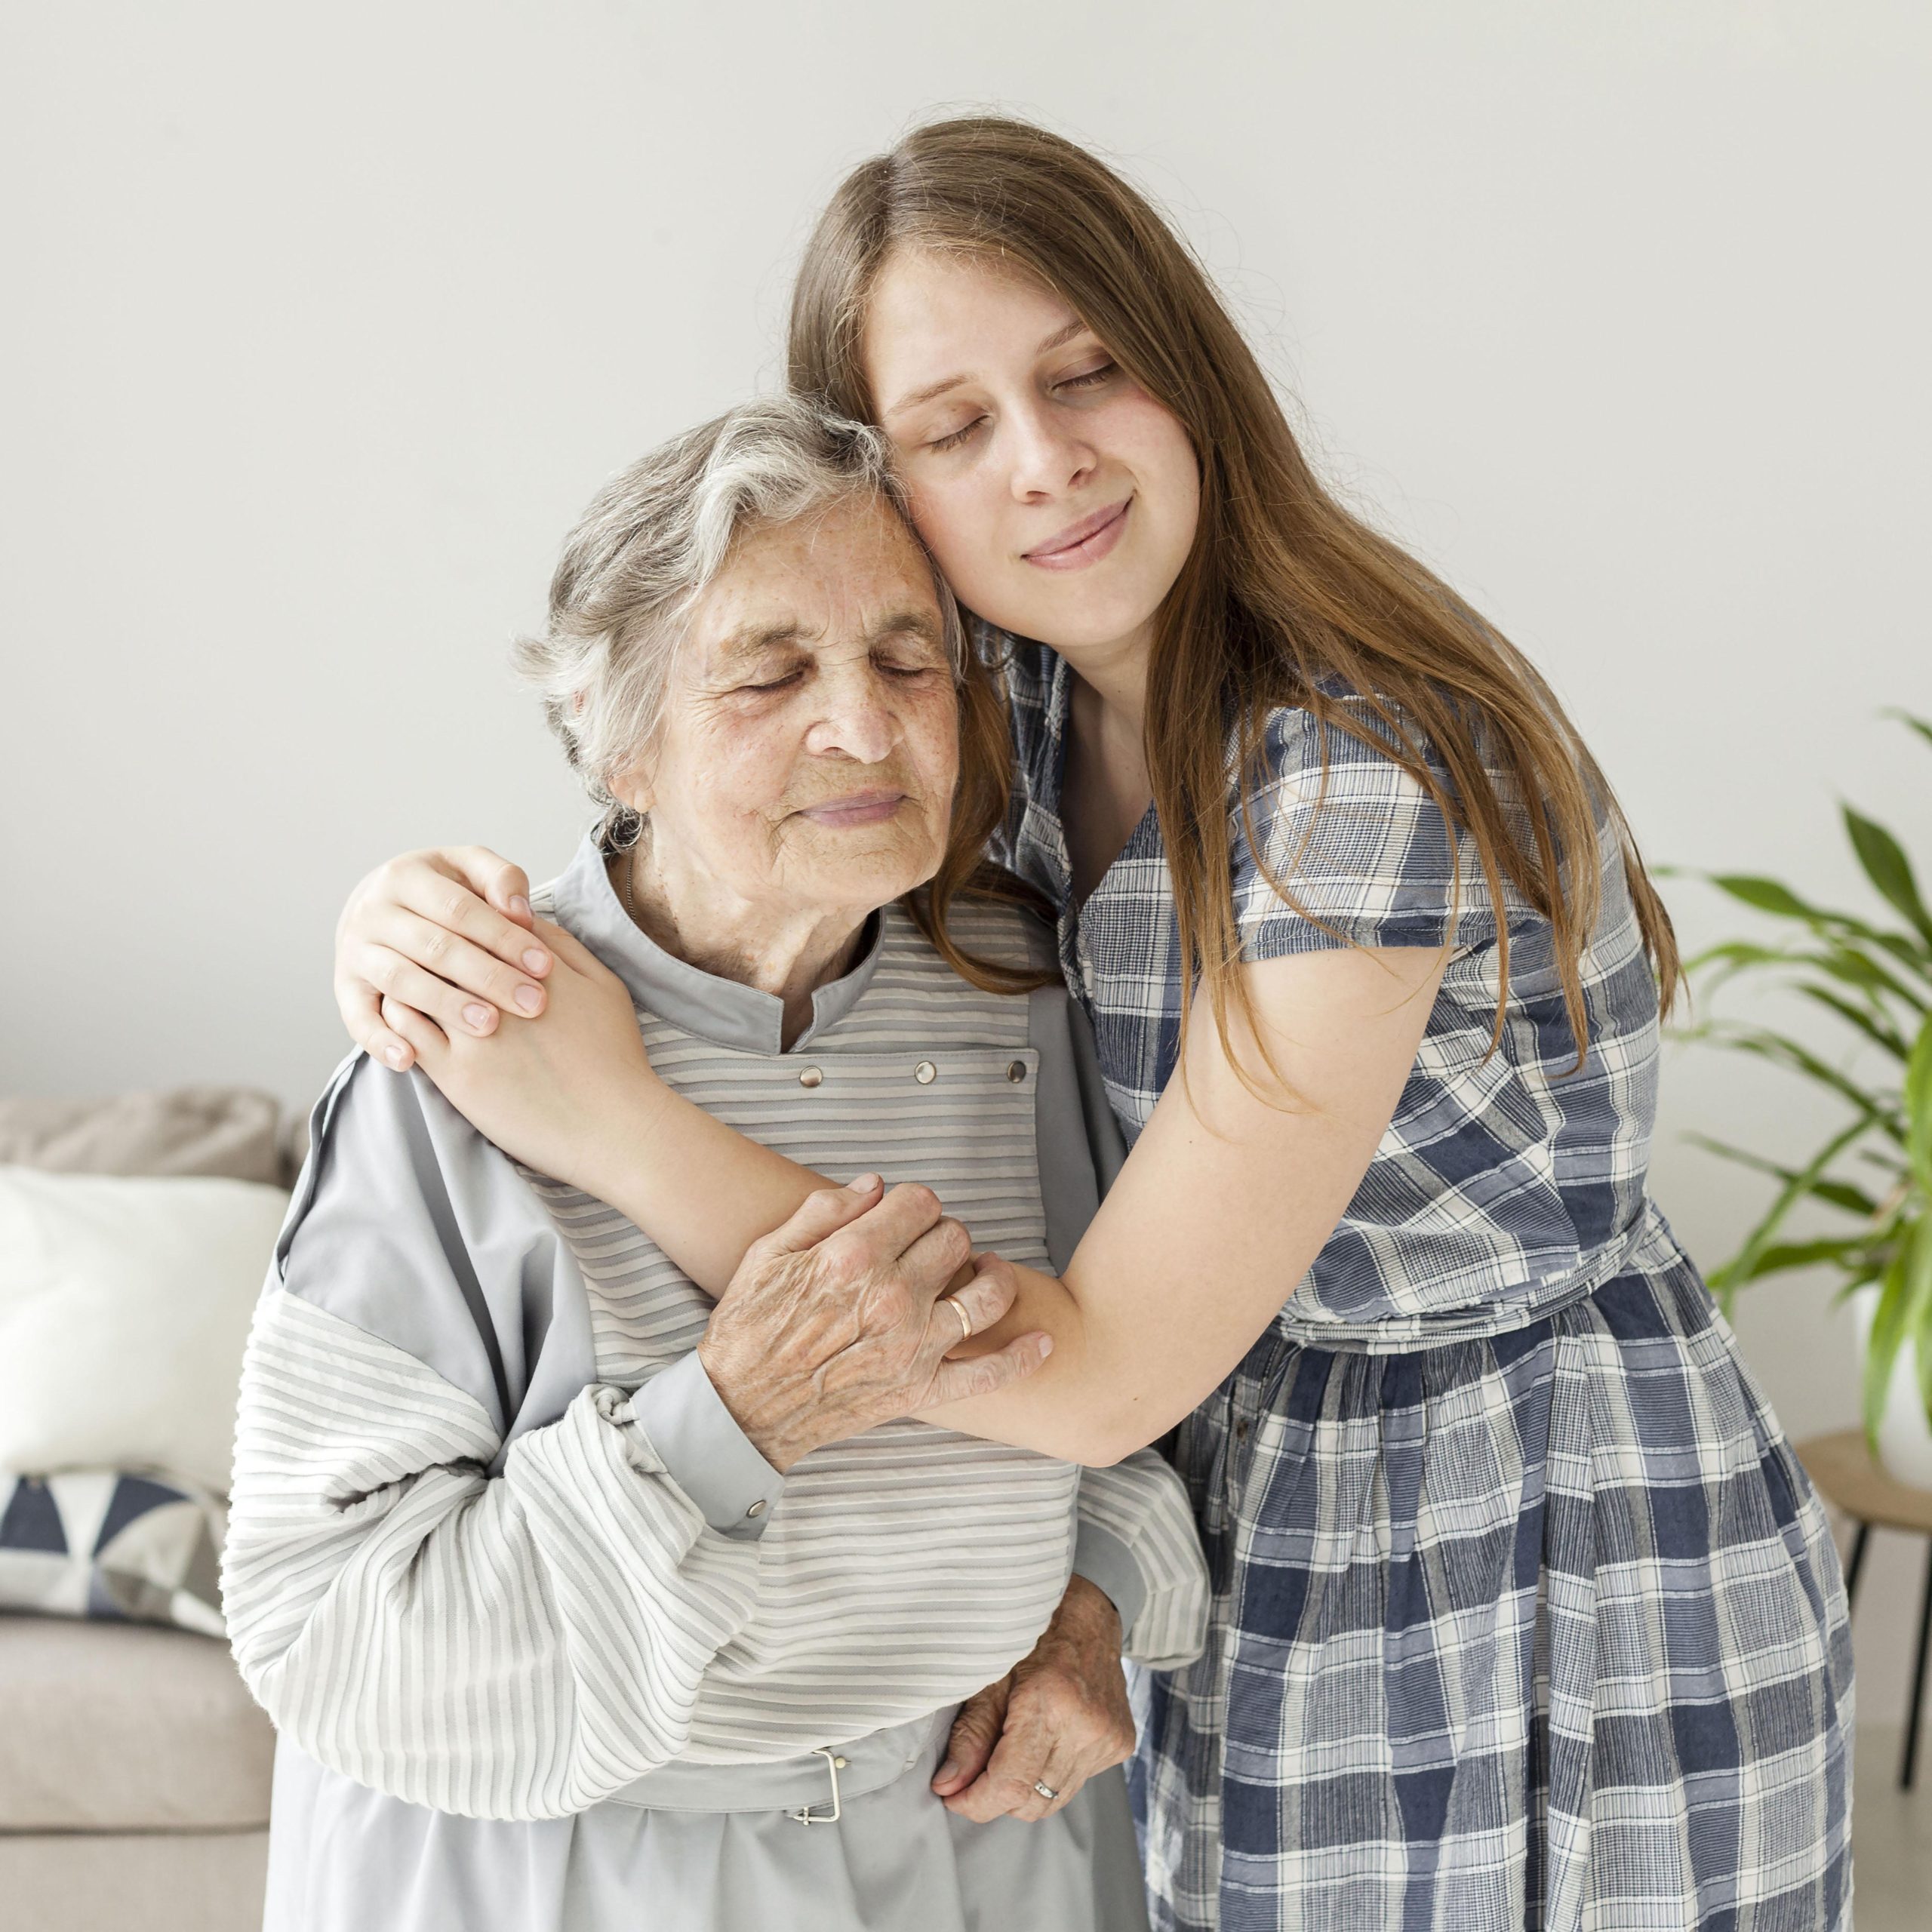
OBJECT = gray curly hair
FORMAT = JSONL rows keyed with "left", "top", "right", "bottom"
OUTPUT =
{"left": 512, "top": 395, "right": 963, "bottom": 849}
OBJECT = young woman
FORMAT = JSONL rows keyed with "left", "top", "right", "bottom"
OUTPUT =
{"left": 331, "top": 119, "right": 1853, "bottom": 1932}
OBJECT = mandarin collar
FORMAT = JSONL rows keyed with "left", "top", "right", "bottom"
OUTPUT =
{"left": 540, "top": 830, "right": 886, "bottom": 1056}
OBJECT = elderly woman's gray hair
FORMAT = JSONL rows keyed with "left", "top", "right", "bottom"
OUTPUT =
{"left": 514, "top": 395, "right": 964, "bottom": 845}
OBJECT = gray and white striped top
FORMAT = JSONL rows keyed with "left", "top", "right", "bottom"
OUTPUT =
{"left": 223, "top": 832, "right": 1208, "bottom": 1823}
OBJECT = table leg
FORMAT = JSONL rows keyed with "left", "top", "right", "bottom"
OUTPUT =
{"left": 1903, "top": 1537, "right": 1932, "bottom": 1791}
{"left": 1844, "top": 1521, "right": 1872, "bottom": 1607}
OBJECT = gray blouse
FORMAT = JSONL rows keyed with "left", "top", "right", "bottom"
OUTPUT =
{"left": 222, "top": 830, "right": 1208, "bottom": 1825}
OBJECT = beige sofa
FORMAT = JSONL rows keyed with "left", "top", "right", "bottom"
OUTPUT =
{"left": 0, "top": 1088, "right": 304, "bottom": 1932}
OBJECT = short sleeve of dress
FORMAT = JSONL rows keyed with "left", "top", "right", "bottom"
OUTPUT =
{"left": 1230, "top": 700, "right": 1527, "bottom": 963}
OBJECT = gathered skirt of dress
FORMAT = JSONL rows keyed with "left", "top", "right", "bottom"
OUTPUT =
{"left": 1133, "top": 1245, "right": 1855, "bottom": 1932}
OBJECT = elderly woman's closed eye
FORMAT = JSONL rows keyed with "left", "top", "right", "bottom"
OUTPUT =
{"left": 224, "top": 395, "right": 1208, "bottom": 1932}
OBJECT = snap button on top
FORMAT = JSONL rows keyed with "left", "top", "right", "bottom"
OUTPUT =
{"left": 833, "top": 1756, "right": 849, "bottom": 1770}
{"left": 746, "top": 1500, "right": 766, "bottom": 1518}
{"left": 798, "top": 1067, "right": 823, "bottom": 1088}
{"left": 913, "top": 1060, "right": 937, "bottom": 1084}
{"left": 1006, "top": 1060, "right": 1027, "bottom": 1083}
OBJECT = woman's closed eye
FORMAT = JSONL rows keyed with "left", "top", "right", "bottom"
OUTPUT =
{"left": 927, "top": 415, "right": 988, "bottom": 454}
{"left": 1054, "top": 360, "right": 1118, "bottom": 395}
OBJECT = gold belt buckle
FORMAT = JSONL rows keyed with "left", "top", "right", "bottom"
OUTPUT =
{"left": 787, "top": 1747, "right": 846, "bottom": 1826}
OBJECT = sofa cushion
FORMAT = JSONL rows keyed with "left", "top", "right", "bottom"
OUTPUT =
{"left": 0, "top": 1614, "right": 274, "bottom": 1829}
{"left": 0, "top": 1088, "right": 285, "bottom": 1186}
{"left": 0, "top": 1168, "right": 290, "bottom": 1496}
{"left": 0, "top": 1470, "right": 226, "bottom": 1637}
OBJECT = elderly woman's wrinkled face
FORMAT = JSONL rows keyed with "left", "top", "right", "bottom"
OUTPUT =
{"left": 619, "top": 496, "right": 959, "bottom": 924}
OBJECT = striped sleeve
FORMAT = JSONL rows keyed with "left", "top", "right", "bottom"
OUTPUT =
{"left": 220, "top": 1057, "right": 771, "bottom": 1821}
{"left": 1071, "top": 1452, "right": 1211, "bottom": 1670}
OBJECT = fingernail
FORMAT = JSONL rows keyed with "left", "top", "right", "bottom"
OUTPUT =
{"left": 514, "top": 986, "right": 543, "bottom": 1014}
{"left": 1038, "top": 1336, "right": 1054, "bottom": 1358}
{"left": 383, "top": 1044, "right": 406, "bottom": 1069}
{"left": 522, "top": 949, "right": 549, "bottom": 974}
{"left": 509, "top": 894, "right": 531, "bottom": 920}
{"left": 934, "top": 1761, "right": 957, "bottom": 1784}
{"left": 849, "top": 1173, "right": 881, "bottom": 1192}
{"left": 463, "top": 1003, "right": 493, "bottom": 1032}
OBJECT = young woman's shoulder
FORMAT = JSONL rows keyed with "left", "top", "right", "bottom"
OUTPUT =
{"left": 1230, "top": 692, "right": 1543, "bottom": 962}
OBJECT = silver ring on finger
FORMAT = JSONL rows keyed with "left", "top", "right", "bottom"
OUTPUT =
{"left": 1032, "top": 1780, "right": 1059, "bottom": 1802}
{"left": 941, "top": 1294, "right": 974, "bottom": 1346}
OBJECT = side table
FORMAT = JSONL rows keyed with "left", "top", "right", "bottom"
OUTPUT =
{"left": 1795, "top": 1429, "right": 1932, "bottom": 1789}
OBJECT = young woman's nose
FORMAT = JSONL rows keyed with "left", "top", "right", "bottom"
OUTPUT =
{"left": 1003, "top": 395, "right": 1097, "bottom": 502}
{"left": 804, "top": 668, "right": 900, "bottom": 764}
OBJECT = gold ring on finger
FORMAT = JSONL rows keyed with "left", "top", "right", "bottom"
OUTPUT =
{"left": 942, "top": 1295, "right": 974, "bottom": 1346}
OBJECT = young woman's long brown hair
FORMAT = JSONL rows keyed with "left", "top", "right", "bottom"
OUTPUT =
{"left": 789, "top": 115, "right": 1680, "bottom": 1073}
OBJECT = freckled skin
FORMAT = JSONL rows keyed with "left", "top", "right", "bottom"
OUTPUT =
{"left": 612, "top": 496, "right": 961, "bottom": 1011}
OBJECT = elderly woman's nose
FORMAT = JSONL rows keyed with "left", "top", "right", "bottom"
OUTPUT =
{"left": 804, "top": 670, "right": 901, "bottom": 762}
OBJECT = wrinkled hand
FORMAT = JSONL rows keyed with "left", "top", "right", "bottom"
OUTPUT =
{"left": 378, "top": 916, "right": 649, "bottom": 1190}
{"left": 698, "top": 1182, "right": 1051, "bottom": 1472}
{"left": 932, "top": 1574, "right": 1135, "bottom": 1822}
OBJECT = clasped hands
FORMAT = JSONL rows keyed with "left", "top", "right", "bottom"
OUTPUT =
{"left": 695, "top": 1177, "right": 1134, "bottom": 1821}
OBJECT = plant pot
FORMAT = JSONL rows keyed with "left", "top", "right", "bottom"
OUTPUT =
{"left": 1847, "top": 1283, "right": 1932, "bottom": 1491}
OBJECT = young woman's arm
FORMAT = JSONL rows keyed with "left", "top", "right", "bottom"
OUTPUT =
{"left": 380, "top": 893, "right": 1443, "bottom": 1467}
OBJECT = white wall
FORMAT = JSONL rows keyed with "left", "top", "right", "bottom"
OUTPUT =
{"left": 4, "top": 3, "right": 1929, "bottom": 1709}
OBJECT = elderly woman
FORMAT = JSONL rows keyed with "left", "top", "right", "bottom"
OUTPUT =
{"left": 222, "top": 398, "right": 1208, "bottom": 1932}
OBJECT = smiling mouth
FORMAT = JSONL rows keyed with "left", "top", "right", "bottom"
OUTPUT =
{"left": 795, "top": 790, "right": 909, "bottom": 827}
{"left": 1022, "top": 497, "right": 1132, "bottom": 571}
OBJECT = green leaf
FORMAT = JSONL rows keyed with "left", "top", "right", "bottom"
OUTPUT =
{"left": 1735, "top": 1235, "right": 1887, "bottom": 1281}
{"left": 1831, "top": 1266, "right": 1890, "bottom": 1307}
{"left": 1844, "top": 805, "right": 1932, "bottom": 948}
{"left": 1706, "top": 875, "right": 1829, "bottom": 921}
{"left": 1882, "top": 706, "right": 1932, "bottom": 755}
{"left": 1795, "top": 983, "right": 1912, "bottom": 1058}
{"left": 1808, "top": 941, "right": 1929, "bottom": 1013}
{"left": 1874, "top": 931, "right": 1932, "bottom": 989}
{"left": 1863, "top": 1238, "right": 1914, "bottom": 1450}
{"left": 1708, "top": 1025, "right": 1901, "bottom": 1135}
{"left": 1681, "top": 1131, "right": 1881, "bottom": 1217}
{"left": 1914, "top": 1229, "right": 1932, "bottom": 1436}
{"left": 1907, "top": 1011, "right": 1932, "bottom": 1192}
{"left": 1683, "top": 939, "right": 1797, "bottom": 977}
{"left": 1710, "top": 1113, "right": 1878, "bottom": 1297}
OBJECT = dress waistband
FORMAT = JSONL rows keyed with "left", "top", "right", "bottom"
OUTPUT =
{"left": 1272, "top": 1211, "right": 1655, "bottom": 1357}
{"left": 602, "top": 1706, "right": 955, "bottom": 1820}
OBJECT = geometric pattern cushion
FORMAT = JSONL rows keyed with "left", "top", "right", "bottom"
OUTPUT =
{"left": 0, "top": 1471, "right": 225, "bottom": 1638}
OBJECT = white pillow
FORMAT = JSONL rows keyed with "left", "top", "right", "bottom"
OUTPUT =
{"left": 0, "top": 1168, "right": 291, "bottom": 1497}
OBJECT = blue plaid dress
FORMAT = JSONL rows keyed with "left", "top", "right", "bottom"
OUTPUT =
{"left": 990, "top": 635, "right": 1854, "bottom": 1932}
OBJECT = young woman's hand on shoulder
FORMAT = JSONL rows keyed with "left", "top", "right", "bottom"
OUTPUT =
{"left": 334, "top": 846, "right": 552, "bottom": 1070}
{"left": 378, "top": 917, "right": 656, "bottom": 1192}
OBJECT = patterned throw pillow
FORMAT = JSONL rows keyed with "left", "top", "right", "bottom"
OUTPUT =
{"left": 0, "top": 1469, "right": 226, "bottom": 1638}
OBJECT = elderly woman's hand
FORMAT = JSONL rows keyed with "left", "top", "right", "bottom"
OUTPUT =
{"left": 379, "top": 916, "right": 653, "bottom": 1189}
{"left": 931, "top": 1576, "right": 1135, "bottom": 1823}
{"left": 697, "top": 1183, "right": 1053, "bottom": 1472}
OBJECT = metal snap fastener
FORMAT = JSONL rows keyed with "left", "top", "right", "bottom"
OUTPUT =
{"left": 798, "top": 1067, "right": 823, "bottom": 1088}
{"left": 832, "top": 1756, "right": 848, "bottom": 1770}
{"left": 913, "top": 1060, "right": 937, "bottom": 1084}
{"left": 1006, "top": 1060, "right": 1026, "bottom": 1083}
{"left": 746, "top": 1500, "right": 766, "bottom": 1518}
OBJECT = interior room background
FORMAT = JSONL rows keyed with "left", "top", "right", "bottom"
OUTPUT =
{"left": 4, "top": 2, "right": 1927, "bottom": 1710}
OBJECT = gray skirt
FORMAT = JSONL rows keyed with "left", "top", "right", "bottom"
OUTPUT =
{"left": 262, "top": 1706, "right": 1152, "bottom": 1932}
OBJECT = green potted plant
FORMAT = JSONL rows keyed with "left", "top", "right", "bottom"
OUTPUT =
{"left": 1673, "top": 711, "right": 1932, "bottom": 1485}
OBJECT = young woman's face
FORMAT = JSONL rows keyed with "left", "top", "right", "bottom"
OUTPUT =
{"left": 863, "top": 248, "right": 1201, "bottom": 663}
